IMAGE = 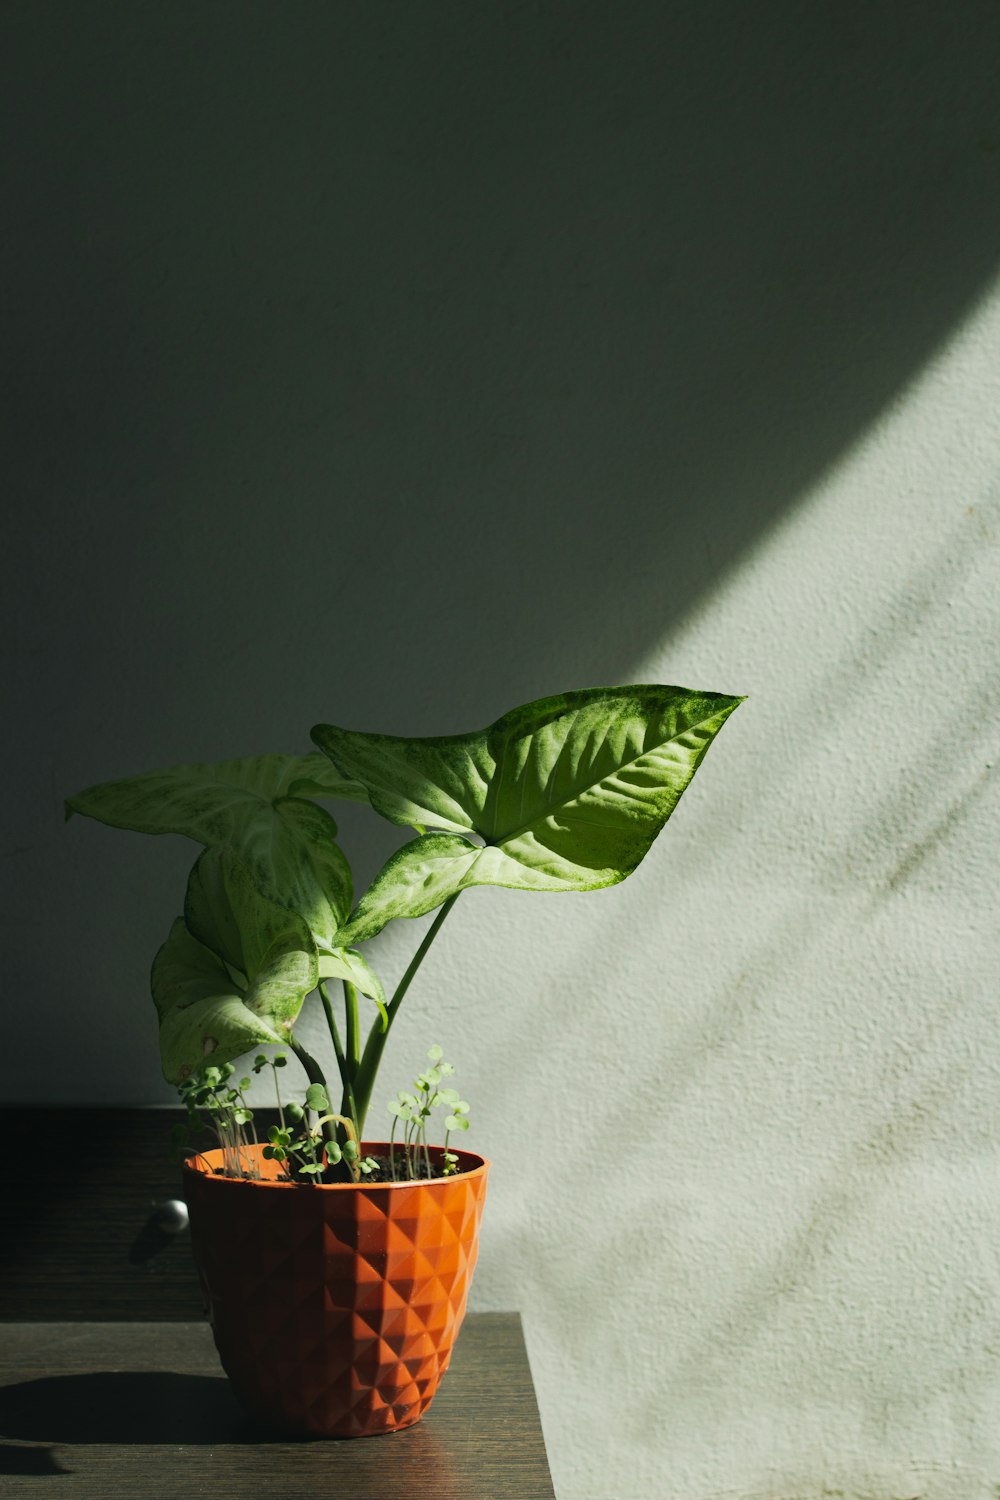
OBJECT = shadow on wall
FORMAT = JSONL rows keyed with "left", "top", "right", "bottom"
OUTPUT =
{"left": 5, "top": 2, "right": 1000, "bottom": 1102}
{"left": 5, "top": 0, "right": 1000, "bottom": 753}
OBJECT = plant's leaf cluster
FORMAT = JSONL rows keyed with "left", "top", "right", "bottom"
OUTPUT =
{"left": 68, "top": 685, "right": 742, "bottom": 1180}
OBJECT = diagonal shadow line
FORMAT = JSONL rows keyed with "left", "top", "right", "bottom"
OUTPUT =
{"left": 5, "top": 0, "right": 1000, "bottom": 743}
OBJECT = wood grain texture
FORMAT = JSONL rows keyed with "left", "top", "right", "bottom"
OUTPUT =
{"left": 2, "top": 1107, "right": 280, "bottom": 1320}
{"left": 0, "top": 1317, "right": 556, "bottom": 1498}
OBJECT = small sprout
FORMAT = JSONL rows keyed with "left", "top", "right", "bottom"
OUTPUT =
{"left": 174, "top": 1060, "right": 265, "bottom": 1181}
{"left": 285, "top": 1101, "right": 305, "bottom": 1124}
{"left": 325, "top": 1141, "right": 343, "bottom": 1165}
{"left": 298, "top": 1163, "right": 324, "bottom": 1176}
{"left": 239, "top": 1077, "right": 252, "bottom": 1091}
{"left": 273, "top": 1053, "right": 288, "bottom": 1068}
{"left": 385, "top": 1046, "right": 473, "bottom": 1182}
{"left": 342, "top": 1140, "right": 359, "bottom": 1161}
{"left": 304, "top": 1083, "right": 329, "bottom": 1112}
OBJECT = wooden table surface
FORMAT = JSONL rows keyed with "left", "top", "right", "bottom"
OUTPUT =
{"left": 0, "top": 1314, "right": 556, "bottom": 1499}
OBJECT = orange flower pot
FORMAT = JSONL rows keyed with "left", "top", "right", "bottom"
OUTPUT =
{"left": 182, "top": 1142, "right": 490, "bottom": 1438}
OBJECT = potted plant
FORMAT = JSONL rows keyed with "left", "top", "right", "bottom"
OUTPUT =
{"left": 67, "top": 683, "right": 742, "bottom": 1437}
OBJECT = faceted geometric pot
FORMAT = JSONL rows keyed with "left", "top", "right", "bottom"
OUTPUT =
{"left": 182, "top": 1142, "right": 489, "bottom": 1438}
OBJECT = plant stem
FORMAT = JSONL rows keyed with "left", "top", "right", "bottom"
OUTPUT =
{"left": 344, "top": 980, "right": 360, "bottom": 1070}
{"left": 421, "top": 1113, "right": 431, "bottom": 1181}
{"left": 287, "top": 1034, "right": 338, "bottom": 1150}
{"left": 319, "top": 981, "right": 358, "bottom": 1130}
{"left": 352, "top": 894, "right": 459, "bottom": 1133}
{"left": 322, "top": 984, "right": 353, "bottom": 1104}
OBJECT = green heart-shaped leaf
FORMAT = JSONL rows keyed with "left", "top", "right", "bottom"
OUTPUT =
{"left": 153, "top": 848, "right": 318, "bottom": 1083}
{"left": 337, "top": 834, "right": 486, "bottom": 942}
{"left": 67, "top": 752, "right": 357, "bottom": 837}
{"left": 319, "top": 685, "right": 742, "bottom": 942}
{"left": 67, "top": 752, "right": 355, "bottom": 947}
{"left": 235, "top": 797, "right": 352, "bottom": 950}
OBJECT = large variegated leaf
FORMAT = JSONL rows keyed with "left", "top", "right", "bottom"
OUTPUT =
{"left": 335, "top": 833, "right": 557, "bottom": 943}
{"left": 310, "top": 728, "right": 493, "bottom": 834}
{"left": 150, "top": 847, "right": 318, "bottom": 1082}
{"left": 321, "top": 686, "right": 743, "bottom": 943}
{"left": 152, "top": 919, "right": 288, "bottom": 1083}
{"left": 66, "top": 751, "right": 357, "bottom": 838}
{"left": 66, "top": 752, "right": 355, "bottom": 947}
{"left": 231, "top": 798, "right": 352, "bottom": 950}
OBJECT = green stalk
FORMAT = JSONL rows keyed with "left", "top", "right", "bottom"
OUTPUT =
{"left": 352, "top": 894, "right": 459, "bottom": 1134}
{"left": 287, "top": 1034, "right": 338, "bottom": 1152}
{"left": 318, "top": 981, "right": 358, "bottom": 1131}
{"left": 272, "top": 1067, "right": 286, "bottom": 1133}
{"left": 344, "top": 980, "right": 360, "bottom": 1070}
{"left": 421, "top": 1106, "right": 432, "bottom": 1181}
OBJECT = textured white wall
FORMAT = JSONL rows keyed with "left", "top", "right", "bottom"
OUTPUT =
{"left": 6, "top": 6, "right": 1000, "bottom": 1498}
{"left": 439, "top": 285, "right": 999, "bottom": 1499}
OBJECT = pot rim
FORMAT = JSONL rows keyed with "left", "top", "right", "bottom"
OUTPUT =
{"left": 182, "top": 1140, "right": 490, "bottom": 1191}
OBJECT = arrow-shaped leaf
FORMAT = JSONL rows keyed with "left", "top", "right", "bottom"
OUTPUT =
{"left": 153, "top": 848, "right": 318, "bottom": 1083}
{"left": 67, "top": 752, "right": 355, "bottom": 947}
{"left": 66, "top": 751, "right": 359, "bottom": 837}
{"left": 152, "top": 919, "right": 287, "bottom": 1084}
{"left": 232, "top": 797, "right": 352, "bottom": 950}
{"left": 319, "top": 685, "right": 743, "bottom": 943}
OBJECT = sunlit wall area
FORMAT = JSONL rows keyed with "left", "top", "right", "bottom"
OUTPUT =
{"left": 458, "top": 280, "right": 1000, "bottom": 1497}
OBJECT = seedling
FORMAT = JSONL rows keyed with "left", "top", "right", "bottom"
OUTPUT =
{"left": 386, "top": 1046, "right": 471, "bottom": 1182}
{"left": 176, "top": 1061, "right": 261, "bottom": 1178}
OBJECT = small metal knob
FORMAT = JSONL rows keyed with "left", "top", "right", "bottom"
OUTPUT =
{"left": 154, "top": 1199, "right": 189, "bottom": 1233}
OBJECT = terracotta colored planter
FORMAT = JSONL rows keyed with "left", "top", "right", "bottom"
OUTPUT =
{"left": 182, "top": 1142, "right": 490, "bottom": 1438}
